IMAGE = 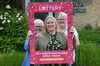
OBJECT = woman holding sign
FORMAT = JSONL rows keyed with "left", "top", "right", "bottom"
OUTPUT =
{"left": 22, "top": 19, "right": 44, "bottom": 66}
{"left": 35, "top": 16, "right": 68, "bottom": 66}
{"left": 57, "top": 12, "right": 80, "bottom": 66}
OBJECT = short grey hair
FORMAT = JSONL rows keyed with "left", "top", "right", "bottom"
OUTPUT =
{"left": 34, "top": 19, "right": 44, "bottom": 26}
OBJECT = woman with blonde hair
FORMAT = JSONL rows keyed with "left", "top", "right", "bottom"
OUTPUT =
{"left": 35, "top": 16, "right": 68, "bottom": 66}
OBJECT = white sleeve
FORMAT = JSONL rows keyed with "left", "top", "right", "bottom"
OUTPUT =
{"left": 74, "top": 28, "right": 78, "bottom": 36}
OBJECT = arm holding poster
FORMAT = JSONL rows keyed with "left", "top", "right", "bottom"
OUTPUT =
{"left": 57, "top": 12, "right": 80, "bottom": 66}
{"left": 22, "top": 19, "right": 44, "bottom": 66}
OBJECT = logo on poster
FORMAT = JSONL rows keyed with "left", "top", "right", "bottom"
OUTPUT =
{"left": 39, "top": 4, "right": 62, "bottom": 11}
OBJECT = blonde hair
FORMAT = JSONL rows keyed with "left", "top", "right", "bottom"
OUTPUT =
{"left": 44, "top": 16, "right": 60, "bottom": 33}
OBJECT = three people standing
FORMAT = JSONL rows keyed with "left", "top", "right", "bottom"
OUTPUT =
{"left": 22, "top": 12, "right": 80, "bottom": 66}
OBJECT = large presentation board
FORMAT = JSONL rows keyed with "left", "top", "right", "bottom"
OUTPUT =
{"left": 28, "top": 2, "right": 73, "bottom": 64}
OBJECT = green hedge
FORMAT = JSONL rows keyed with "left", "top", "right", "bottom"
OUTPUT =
{"left": 75, "top": 30, "right": 100, "bottom": 66}
{"left": 78, "top": 30, "right": 100, "bottom": 44}
{"left": 0, "top": 8, "right": 28, "bottom": 53}
{"left": 75, "top": 41, "right": 100, "bottom": 66}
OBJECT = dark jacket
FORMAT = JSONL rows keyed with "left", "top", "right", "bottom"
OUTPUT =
{"left": 36, "top": 32, "right": 68, "bottom": 51}
{"left": 34, "top": 32, "right": 68, "bottom": 66}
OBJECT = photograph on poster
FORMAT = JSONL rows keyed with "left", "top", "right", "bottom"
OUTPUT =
{"left": 28, "top": 2, "right": 74, "bottom": 64}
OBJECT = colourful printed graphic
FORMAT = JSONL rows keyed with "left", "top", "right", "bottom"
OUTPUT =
{"left": 28, "top": 2, "right": 73, "bottom": 64}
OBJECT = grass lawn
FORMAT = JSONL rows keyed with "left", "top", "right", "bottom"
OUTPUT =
{"left": 0, "top": 51, "right": 25, "bottom": 66}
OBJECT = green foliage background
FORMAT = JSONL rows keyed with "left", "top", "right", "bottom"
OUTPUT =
{"left": 0, "top": 8, "right": 28, "bottom": 53}
{"left": 75, "top": 29, "right": 100, "bottom": 66}
{"left": 75, "top": 41, "right": 100, "bottom": 66}
{"left": 0, "top": 0, "right": 22, "bottom": 10}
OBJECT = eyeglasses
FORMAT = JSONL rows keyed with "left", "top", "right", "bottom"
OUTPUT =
{"left": 35, "top": 26, "right": 42, "bottom": 28}
{"left": 58, "top": 19, "right": 67, "bottom": 20}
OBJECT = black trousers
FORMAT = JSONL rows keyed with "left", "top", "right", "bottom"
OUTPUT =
{"left": 30, "top": 65, "right": 34, "bottom": 66}
{"left": 71, "top": 62, "right": 76, "bottom": 66}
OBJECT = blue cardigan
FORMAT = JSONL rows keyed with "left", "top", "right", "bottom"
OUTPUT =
{"left": 22, "top": 37, "right": 30, "bottom": 66}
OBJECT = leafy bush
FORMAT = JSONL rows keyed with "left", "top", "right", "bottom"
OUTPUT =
{"left": 0, "top": 7, "right": 28, "bottom": 53}
{"left": 75, "top": 41, "right": 100, "bottom": 66}
{"left": 95, "top": 21, "right": 100, "bottom": 31}
{"left": 0, "top": 0, "right": 22, "bottom": 10}
{"left": 83, "top": 23, "right": 93, "bottom": 30}
{"left": 75, "top": 29, "right": 100, "bottom": 66}
{"left": 95, "top": 27, "right": 100, "bottom": 31}
{"left": 78, "top": 30, "right": 100, "bottom": 44}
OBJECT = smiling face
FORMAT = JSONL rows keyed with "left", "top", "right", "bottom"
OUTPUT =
{"left": 57, "top": 12, "right": 68, "bottom": 30}
{"left": 46, "top": 18, "right": 56, "bottom": 33}
{"left": 58, "top": 16, "right": 67, "bottom": 29}
{"left": 34, "top": 23, "right": 43, "bottom": 33}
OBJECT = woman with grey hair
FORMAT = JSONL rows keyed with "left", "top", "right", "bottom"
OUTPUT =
{"left": 22, "top": 19, "right": 44, "bottom": 66}
{"left": 57, "top": 12, "right": 80, "bottom": 66}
